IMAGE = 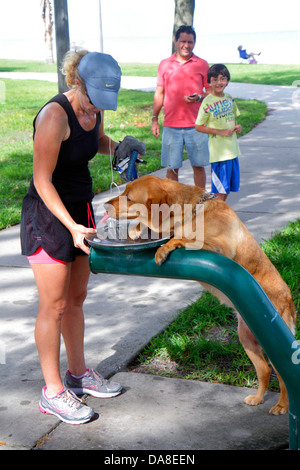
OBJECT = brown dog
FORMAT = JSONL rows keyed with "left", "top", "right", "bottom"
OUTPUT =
{"left": 105, "top": 175, "right": 296, "bottom": 415}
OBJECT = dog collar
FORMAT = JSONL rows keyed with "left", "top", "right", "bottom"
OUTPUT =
{"left": 197, "top": 193, "right": 217, "bottom": 204}
{"left": 191, "top": 193, "right": 217, "bottom": 215}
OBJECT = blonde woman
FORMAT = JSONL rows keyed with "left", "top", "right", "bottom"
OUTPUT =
{"left": 21, "top": 50, "right": 123, "bottom": 424}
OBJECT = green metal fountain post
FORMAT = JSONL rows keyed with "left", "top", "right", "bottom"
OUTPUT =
{"left": 89, "top": 246, "right": 300, "bottom": 450}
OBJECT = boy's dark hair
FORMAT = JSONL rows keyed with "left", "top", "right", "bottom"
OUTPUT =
{"left": 175, "top": 25, "right": 196, "bottom": 42}
{"left": 207, "top": 64, "right": 230, "bottom": 83}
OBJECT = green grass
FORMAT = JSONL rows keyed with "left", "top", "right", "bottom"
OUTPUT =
{"left": 228, "top": 63, "right": 300, "bottom": 86}
{"left": 120, "top": 63, "right": 300, "bottom": 87}
{"left": 261, "top": 222, "right": 300, "bottom": 308}
{"left": 0, "top": 79, "right": 57, "bottom": 228}
{"left": 0, "top": 58, "right": 57, "bottom": 73}
{"left": 0, "top": 77, "right": 266, "bottom": 229}
{"left": 131, "top": 219, "right": 300, "bottom": 392}
{"left": 1, "top": 59, "right": 299, "bottom": 86}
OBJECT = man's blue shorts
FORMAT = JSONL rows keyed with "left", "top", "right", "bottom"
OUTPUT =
{"left": 211, "top": 157, "right": 240, "bottom": 194}
{"left": 161, "top": 127, "right": 209, "bottom": 169}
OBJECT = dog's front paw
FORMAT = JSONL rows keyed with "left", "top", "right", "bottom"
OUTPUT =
{"left": 155, "top": 246, "right": 170, "bottom": 266}
{"left": 128, "top": 227, "right": 141, "bottom": 240}
{"left": 128, "top": 222, "right": 143, "bottom": 240}
{"left": 128, "top": 222, "right": 148, "bottom": 240}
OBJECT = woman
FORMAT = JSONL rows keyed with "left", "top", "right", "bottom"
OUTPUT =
{"left": 21, "top": 50, "right": 123, "bottom": 424}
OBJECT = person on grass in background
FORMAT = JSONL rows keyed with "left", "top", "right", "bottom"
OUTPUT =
{"left": 237, "top": 45, "right": 261, "bottom": 64}
{"left": 20, "top": 49, "right": 142, "bottom": 425}
{"left": 195, "top": 63, "right": 242, "bottom": 202}
{"left": 151, "top": 25, "right": 210, "bottom": 188}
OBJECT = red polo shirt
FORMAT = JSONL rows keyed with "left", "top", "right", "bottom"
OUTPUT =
{"left": 157, "top": 53, "right": 209, "bottom": 127}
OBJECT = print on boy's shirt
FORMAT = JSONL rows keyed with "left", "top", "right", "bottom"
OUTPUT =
{"left": 204, "top": 98, "right": 235, "bottom": 122}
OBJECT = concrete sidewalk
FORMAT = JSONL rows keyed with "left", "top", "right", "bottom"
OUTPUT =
{"left": 0, "top": 79, "right": 299, "bottom": 451}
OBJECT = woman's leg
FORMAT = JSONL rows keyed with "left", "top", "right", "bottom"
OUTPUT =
{"left": 61, "top": 255, "right": 123, "bottom": 398}
{"left": 32, "top": 262, "right": 71, "bottom": 397}
{"left": 61, "top": 255, "right": 91, "bottom": 377}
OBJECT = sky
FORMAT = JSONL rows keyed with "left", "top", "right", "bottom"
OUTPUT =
{"left": 1, "top": 0, "right": 299, "bottom": 39}
{"left": 0, "top": 0, "right": 299, "bottom": 63}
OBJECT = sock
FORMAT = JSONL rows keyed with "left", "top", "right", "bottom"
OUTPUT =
{"left": 70, "top": 370, "right": 89, "bottom": 380}
{"left": 45, "top": 386, "right": 64, "bottom": 399}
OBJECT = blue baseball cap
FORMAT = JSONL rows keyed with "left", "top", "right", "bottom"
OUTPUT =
{"left": 78, "top": 52, "right": 121, "bottom": 110}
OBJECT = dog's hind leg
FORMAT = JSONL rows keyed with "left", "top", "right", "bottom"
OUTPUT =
{"left": 267, "top": 367, "right": 289, "bottom": 415}
{"left": 237, "top": 315, "right": 271, "bottom": 407}
{"left": 266, "top": 304, "right": 296, "bottom": 415}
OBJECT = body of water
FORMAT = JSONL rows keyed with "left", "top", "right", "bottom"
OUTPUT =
{"left": 0, "top": 30, "right": 299, "bottom": 65}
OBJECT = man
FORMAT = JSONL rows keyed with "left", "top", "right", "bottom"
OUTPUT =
{"left": 151, "top": 25, "right": 210, "bottom": 188}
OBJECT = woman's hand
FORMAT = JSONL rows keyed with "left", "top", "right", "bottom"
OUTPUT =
{"left": 70, "top": 224, "right": 97, "bottom": 255}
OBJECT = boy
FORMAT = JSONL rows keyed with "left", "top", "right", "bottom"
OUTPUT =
{"left": 195, "top": 64, "right": 241, "bottom": 201}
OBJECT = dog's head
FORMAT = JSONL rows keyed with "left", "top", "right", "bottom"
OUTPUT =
{"left": 104, "top": 176, "right": 172, "bottom": 236}
{"left": 104, "top": 175, "right": 168, "bottom": 218}
{"left": 104, "top": 175, "right": 207, "bottom": 238}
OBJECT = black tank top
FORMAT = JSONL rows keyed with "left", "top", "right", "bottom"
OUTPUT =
{"left": 28, "top": 93, "right": 101, "bottom": 203}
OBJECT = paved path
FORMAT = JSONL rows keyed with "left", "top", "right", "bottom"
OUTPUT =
{"left": 0, "top": 75, "right": 299, "bottom": 451}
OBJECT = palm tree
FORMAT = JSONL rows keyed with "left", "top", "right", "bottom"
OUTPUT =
{"left": 41, "top": 0, "right": 54, "bottom": 64}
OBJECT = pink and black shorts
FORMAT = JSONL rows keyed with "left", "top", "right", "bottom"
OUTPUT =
{"left": 21, "top": 196, "right": 95, "bottom": 264}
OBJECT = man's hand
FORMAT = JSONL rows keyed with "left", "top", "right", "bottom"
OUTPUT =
{"left": 184, "top": 93, "right": 200, "bottom": 103}
{"left": 151, "top": 118, "right": 160, "bottom": 137}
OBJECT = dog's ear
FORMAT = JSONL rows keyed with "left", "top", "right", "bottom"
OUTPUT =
{"left": 146, "top": 190, "right": 172, "bottom": 230}
{"left": 146, "top": 189, "right": 169, "bottom": 214}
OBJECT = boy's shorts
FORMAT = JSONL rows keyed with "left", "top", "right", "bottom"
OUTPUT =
{"left": 211, "top": 157, "right": 240, "bottom": 194}
{"left": 161, "top": 127, "right": 209, "bottom": 169}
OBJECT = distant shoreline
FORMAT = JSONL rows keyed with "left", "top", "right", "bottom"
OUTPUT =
{"left": 0, "top": 30, "right": 299, "bottom": 65}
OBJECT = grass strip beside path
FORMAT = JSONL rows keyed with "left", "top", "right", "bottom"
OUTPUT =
{"left": 1, "top": 60, "right": 300, "bottom": 86}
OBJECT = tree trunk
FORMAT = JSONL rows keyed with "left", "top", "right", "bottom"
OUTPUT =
{"left": 172, "top": 0, "right": 195, "bottom": 53}
{"left": 53, "top": 0, "right": 70, "bottom": 93}
{"left": 41, "top": 0, "right": 54, "bottom": 64}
